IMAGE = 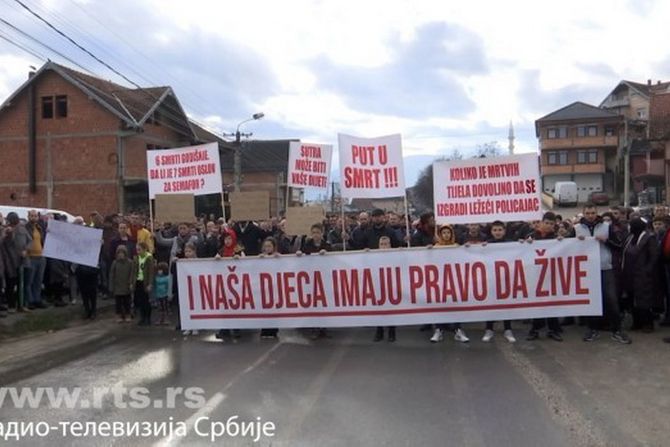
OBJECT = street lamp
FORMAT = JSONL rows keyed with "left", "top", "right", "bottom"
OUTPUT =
{"left": 228, "top": 112, "right": 264, "bottom": 191}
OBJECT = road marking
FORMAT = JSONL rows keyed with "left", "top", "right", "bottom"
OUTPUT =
{"left": 153, "top": 342, "right": 284, "bottom": 447}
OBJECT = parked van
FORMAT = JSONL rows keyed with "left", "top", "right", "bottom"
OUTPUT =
{"left": 552, "top": 181, "right": 578, "bottom": 207}
{"left": 0, "top": 205, "right": 76, "bottom": 223}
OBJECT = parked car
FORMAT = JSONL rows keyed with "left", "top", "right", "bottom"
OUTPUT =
{"left": 588, "top": 191, "right": 609, "bottom": 206}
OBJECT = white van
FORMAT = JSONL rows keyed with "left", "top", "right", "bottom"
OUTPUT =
{"left": 0, "top": 205, "right": 76, "bottom": 223}
{"left": 553, "top": 181, "right": 578, "bottom": 207}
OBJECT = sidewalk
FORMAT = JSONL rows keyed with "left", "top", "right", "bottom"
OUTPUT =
{"left": 0, "top": 298, "right": 121, "bottom": 385}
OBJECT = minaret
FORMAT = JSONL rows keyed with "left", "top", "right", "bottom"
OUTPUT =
{"left": 508, "top": 120, "right": 515, "bottom": 155}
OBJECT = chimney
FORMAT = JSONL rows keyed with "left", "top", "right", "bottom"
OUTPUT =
{"left": 658, "top": 80, "right": 662, "bottom": 85}
{"left": 28, "top": 71, "right": 35, "bottom": 79}
{"left": 647, "top": 79, "right": 652, "bottom": 86}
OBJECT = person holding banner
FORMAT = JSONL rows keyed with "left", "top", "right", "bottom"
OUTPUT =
{"left": 361, "top": 209, "right": 402, "bottom": 249}
{"left": 299, "top": 224, "right": 332, "bottom": 340}
{"left": 527, "top": 212, "right": 564, "bottom": 342}
{"left": 430, "top": 224, "right": 470, "bottom": 344}
{"left": 482, "top": 221, "right": 516, "bottom": 343}
{"left": 259, "top": 237, "right": 280, "bottom": 339}
{"left": 373, "top": 236, "right": 397, "bottom": 343}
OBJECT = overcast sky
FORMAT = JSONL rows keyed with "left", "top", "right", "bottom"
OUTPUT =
{"left": 1, "top": 0, "right": 670, "bottom": 184}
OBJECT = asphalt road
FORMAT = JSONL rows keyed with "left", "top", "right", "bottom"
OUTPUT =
{"left": 2, "top": 324, "right": 669, "bottom": 447}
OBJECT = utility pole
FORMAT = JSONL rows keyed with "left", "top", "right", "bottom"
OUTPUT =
{"left": 623, "top": 119, "right": 630, "bottom": 208}
{"left": 225, "top": 113, "right": 264, "bottom": 192}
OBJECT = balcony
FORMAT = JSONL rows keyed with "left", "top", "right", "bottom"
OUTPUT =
{"left": 602, "top": 98, "right": 630, "bottom": 108}
{"left": 540, "top": 136, "right": 619, "bottom": 150}
{"left": 541, "top": 163, "right": 606, "bottom": 176}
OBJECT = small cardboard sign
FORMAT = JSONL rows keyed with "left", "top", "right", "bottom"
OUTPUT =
{"left": 155, "top": 194, "right": 195, "bottom": 224}
{"left": 230, "top": 191, "right": 270, "bottom": 221}
{"left": 285, "top": 206, "right": 326, "bottom": 235}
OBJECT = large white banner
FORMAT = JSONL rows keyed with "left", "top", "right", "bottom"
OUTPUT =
{"left": 287, "top": 142, "right": 332, "bottom": 190}
{"left": 43, "top": 219, "right": 102, "bottom": 268}
{"left": 434, "top": 153, "right": 542, "bottom": 225}
{"left": 177, "top": 238, "right": 602, "bottom": 329}
{"left": 147, "top": 142, "right": 222, "bottom": 199}
{"left": 338, "top": 133, "right": 405, "bottom": 199}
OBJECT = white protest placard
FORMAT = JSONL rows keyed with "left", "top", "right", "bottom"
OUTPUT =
{"left": 433, "top": 153, "right": 542, "bottom": 225}
{"left": 338, "top": 133, "right": 405, "bottom": 199}
{"left": 287, "top": 142, "right": 332, "bottom": 190}
{"left": 177, "top": 238, "right": 601, "bottom": 329}
{"left": 43, "top": 219, "right": 102, "bottom": 268}
{"left": 147, "top": 142, "right": 222, "bottom": 199}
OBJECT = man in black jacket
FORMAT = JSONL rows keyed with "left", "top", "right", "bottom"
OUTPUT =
{"left": 233, "top": 221, "right": 270, "bottom": 256}
{"left": 362, "top": 209, "right": 402, "bottom": 249}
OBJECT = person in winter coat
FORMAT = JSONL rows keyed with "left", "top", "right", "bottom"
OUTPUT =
{"left": 360, "top": 209, "right": 401, "bottom": 249}
{"left": 109, "top": 245, "right": 134, "bottom": 322}
{"left": 233, "top": 221, "right": 270, "bottom": 256}
{"left": 430, "top": 224, "right": 469, "bottom": 344}
{"left": 131, "top": 242, "right": 156, "bottom": 326}
{"left": 410, "top": 211, "right": 436, "bottom": 247}
{"left": 575, "top": 205, "right": 631, "bottom": 344}
{"left": 623, "top": 217, "right": 659, "bottom": 332}
{"left": 197, "top": 221, "right": 221, "bottom": 258}
{"left": 3, "top": 212, "right": 31, "bottom": 311}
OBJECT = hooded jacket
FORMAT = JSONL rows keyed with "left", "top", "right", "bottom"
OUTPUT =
{"left": 436, "top": 224, "right": 457, "bottom": 246}
{"left": 219, "top": 228, "right": 241, "bottom": 258}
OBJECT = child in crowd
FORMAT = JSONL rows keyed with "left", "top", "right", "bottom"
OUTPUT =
{"left": 300, "top": 223, "right": 332, "bottom": 340}
{"left": 431, "top": 224, "right": 469, "bottom": 344}
{"left": 131, "top": 242, "right": 155, "bottom": 327}
{"left": 259, "top": 237, "right": 280, "bottom": 339}
{"left": 481, "top": 221, "right": 515, "bottom": 343}
{"left": 154, "top": 262, "right": 170, "bottom": 325}
{"left": 181, "top": 242, "right": 199, "bottom": 336}
{"left": 215, "top": 228, "right": 244, "bottom": 341}
{"left": 109, "top": 245, "right": 133, "bottom": 323}
{"left": 374, "top": 236, "right": 396, "bottom": 343}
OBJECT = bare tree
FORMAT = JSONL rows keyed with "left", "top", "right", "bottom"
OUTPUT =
{"left": 411, "top": 149, "right": 464, "bottom": 211}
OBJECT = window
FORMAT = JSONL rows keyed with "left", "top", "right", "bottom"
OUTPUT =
{"left": 605, "top": 127, "right": 615, "bottom": 137}
{"left": 547, "top": 127, "right": 567, "bottom": 139}
{"left": 547, "top": 151, "right": 568, "bottom": 165}
{"left": 636, "top": 108, "right": 647, "bottom": 119}
{"left": 153, "top": 110, "right": 161, "bottom": 126}
{"left": 577, "top": 126, "right": 598, "bottom": 137}
{"left": 577, "top": 149, "right": 598, "bottom": 164}
{"left": 41, "top": 96, "right": 53, "bottom": 119}
{"left": 55, "top": 95, "right": 67, "bottom": 118}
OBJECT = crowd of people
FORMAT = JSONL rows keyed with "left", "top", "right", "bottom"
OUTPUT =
{"left": 2, "top": 203, "right": 670, "bottom": 346}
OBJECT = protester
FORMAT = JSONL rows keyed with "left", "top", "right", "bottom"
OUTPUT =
{"left": 351, "top": 212, "right": 370, "bottom": 250}
{"left": 259, "top": 237, "right": 280, "bottom": 339}
{"left": 24, "top": 210, "right": 47, "bottom": 309}
{"left": 527, "top": 212, "right": 563, "bottom": 342}
{"left": 361, "top": 209, "right": 402, "bottom": 249}
{"left": 482, "top": 221, "right": 516, "bottom": 343}
{"left": 374, "top": 235, "right": 396, "bottom": 342}
{"left": 326, "top": 217, "right": 351, "bottom": 251}
{"left": 75, "top": 259, "right": 100, "bottom": 321}
{"left": 110, "top": 221, "right": 136, "bottom": 261}
{"left": 233, "top": 220, "right": 268, "bottom": 256}
{"left": 410, "top": 211, "right": 436, "bottom": 247}
{"left": 109, "top": 245, "right": 133, "bottom": 323}
{"left": 1, "top": 212, "right": 31, "bottom": 313}
{"left": 301, "top": 223, "right": 331, "bottom": 254}
{"left": 623, "top": 217, "right": 659, "bottom": 332}
{"left": 131, "top": 242, "right": 155, "bottom": 327}
{"left": 430, "top": 224, "right": 469, "bottom": 344}
{"left": 575, "top": 205, "right": 631, "bottom": 344}
{"left": 180, "top": 242, "right": 199, "bottom": 336}
{"left": 197, "top": 221, "right": 221, "bottom": 258}
{"left": 215, "top": 229, "right": 244, "bottom": 341}
{"left": 154, "top": 262, "right": 170, "bottom": 325}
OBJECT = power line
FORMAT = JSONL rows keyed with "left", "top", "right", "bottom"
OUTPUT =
{"left": 0, "top": 28, "right": 44, "bottom": 60}
{"left": 0, "top": 17, "right": 95, "bottom": 74}
{"left": 13, "top": 0, "right": 146, "bottom": 91}
{"left": 10, "top": 0, "right": 221, "bottom": 137}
